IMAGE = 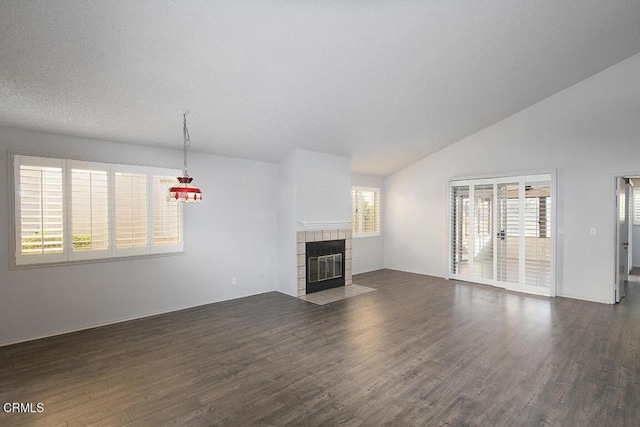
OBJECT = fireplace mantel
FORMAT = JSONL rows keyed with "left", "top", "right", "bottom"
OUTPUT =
{"left": 299, "top": 221, "right": 352, "bottom": 231}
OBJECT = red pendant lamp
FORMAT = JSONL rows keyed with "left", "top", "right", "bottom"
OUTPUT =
{"left": 167, "top": 110, "right": 203, "bottom": 203}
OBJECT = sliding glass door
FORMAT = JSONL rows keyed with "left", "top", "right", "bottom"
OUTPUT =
{"left": 449, "top": 174, "right": 555, "bottom": 297}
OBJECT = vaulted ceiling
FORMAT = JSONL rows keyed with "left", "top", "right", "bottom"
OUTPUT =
{"left": 1, "top": 1, "right": 639, "bottom": 176}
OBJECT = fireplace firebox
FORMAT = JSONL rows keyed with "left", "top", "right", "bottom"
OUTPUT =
{"left": 306, "top": 239, "right": 345, "bottom": 294}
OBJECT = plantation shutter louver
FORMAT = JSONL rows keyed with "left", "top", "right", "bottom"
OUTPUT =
{"left": 473, "top": 184, "right": 494, "bottom": 280}
{"left": 450, "top": 185, "right": 470, "bottom": 277}
{"left": 524, "top": 181, "right": 552, "bottom": 289}
{"left": 496, "top": 183, "right": 519, "bottom": 284}
{"left": 70, "top": 161, "right": 109, "bottom": 259}
{"left": 115, "top": 168, "right": 148, "bottom": 255}
{"left": 152, "top": 173, "right": 183, "bottom": 251}
{"left": 16, "top": 156, "right": 65, "bottom": 264}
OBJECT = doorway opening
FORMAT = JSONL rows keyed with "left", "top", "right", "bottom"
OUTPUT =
{"left": 614, "top": 175, "right": 640, "bottom": 303}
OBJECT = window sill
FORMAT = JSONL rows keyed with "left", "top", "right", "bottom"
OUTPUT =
{"left": 10, "top": 250, "right": 186, "bottom": 270}
{"left": 353, "top": 232, "right": 381, "bottom": 239}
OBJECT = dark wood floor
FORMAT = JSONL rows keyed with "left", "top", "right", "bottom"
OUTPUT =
{"left": 1, "top": 269, "right": 639, "bottom": 426}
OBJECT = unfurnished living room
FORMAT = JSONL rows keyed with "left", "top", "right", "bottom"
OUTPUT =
{"left": 1, "top": 1, "right": 640, "bottom": 426}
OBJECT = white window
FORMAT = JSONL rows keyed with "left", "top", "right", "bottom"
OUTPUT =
{"left": 13, "top": 155, "right": 184, "bottom": 267}
{"left": 351, "top": 186, "right": 380, "bottom": 237}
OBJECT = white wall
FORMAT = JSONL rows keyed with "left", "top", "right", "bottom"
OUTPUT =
{"left": 276, "top": 151, "right": 297, "bottom": 296}
{"left": 352, "top": 174, "right": 385, "bottom": 275}
{"left": 0, "top": 126, "right": 278, "bottom": 345}
{"left": 385, "top": 52, "right": 640, "bottom": 304}
{"left": 275, "top": 149, "right": 352, "bottom": 296}
{"left": 295, "top": 149, "right": 351, "bottom": 229}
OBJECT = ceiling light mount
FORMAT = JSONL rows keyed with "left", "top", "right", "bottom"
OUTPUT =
{"left": 167, "top": 109, "right": 203, "bottom": 203}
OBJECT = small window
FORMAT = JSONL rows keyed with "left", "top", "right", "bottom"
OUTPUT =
{"left": 13, "top": 155, "right": 185, "bottom": 267}
{"left": 351, "top": 186, "right": 380, "bottom": 237}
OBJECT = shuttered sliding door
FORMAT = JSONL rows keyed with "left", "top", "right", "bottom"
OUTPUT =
{"left": 449, "top": 174, "right": 555, "bottom": 297}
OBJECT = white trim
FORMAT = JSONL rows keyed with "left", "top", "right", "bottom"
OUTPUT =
{"left": 353, "top": 231, "right": 381, "bottom": 238}
{"left": 300, "top": 221, "right": 351, "bottom": 230}
{"left": 556, "top": 293, "right": 613, "bottom": 305}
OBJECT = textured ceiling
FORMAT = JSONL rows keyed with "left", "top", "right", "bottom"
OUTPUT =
{"left": 1, "top": 1, "right": 639, "bottom": 176}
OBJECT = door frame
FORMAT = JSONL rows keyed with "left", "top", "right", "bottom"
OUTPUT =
{"left": 447, "top": 170, "right": 557, "bottom": 297}
{"left": 612, "top": 173, "right": 638, "bottom": 303}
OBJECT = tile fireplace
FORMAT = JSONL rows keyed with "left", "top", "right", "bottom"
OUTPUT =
{"left": 296, "top": 229, "right": 352, "bottom": 297}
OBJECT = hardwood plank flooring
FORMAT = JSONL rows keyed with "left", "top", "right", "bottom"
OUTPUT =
{"left": 1, "top": 269, "right": 640, "bottom": 426}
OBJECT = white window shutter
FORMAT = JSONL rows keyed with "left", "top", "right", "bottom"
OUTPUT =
{"left": 69, "top": 160, "right": 110, "bottom": 260}
{"left": 151, "top": 171, "right": 183, "bottom": 252}
{"left": 15, "top": 155, "right": 66, "bottom": 265}
{"left": 114, "top": 166, "right": 149, "bottom": 256}
{"left": 14, "top": 155, "right": 185, "bottom": 266}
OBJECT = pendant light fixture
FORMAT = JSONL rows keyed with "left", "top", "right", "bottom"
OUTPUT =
{"left": 167, "top": 110, "right": 203, "bottom": 203}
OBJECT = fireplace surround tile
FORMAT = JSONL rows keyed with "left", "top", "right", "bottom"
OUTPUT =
{"left": 295, "top": 227, "right": 352, "bottom": 297}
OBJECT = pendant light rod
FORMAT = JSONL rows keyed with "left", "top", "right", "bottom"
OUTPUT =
{"left": 179, "top": 109, "right": 191, "bottom": 177}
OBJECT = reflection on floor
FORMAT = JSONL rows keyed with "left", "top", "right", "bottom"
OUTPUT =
{"left": 298, "top": 283, "right": 376, "bottom": 305}
{"left": 625, "top": 267, "right": 640, "bottom": 301}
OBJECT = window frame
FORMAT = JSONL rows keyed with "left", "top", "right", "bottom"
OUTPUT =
{"left": 351, "top": 186, "right": 381, "bottom": 238}
{"left": 11, "top": 153, "right": 185, "bottom": 268}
